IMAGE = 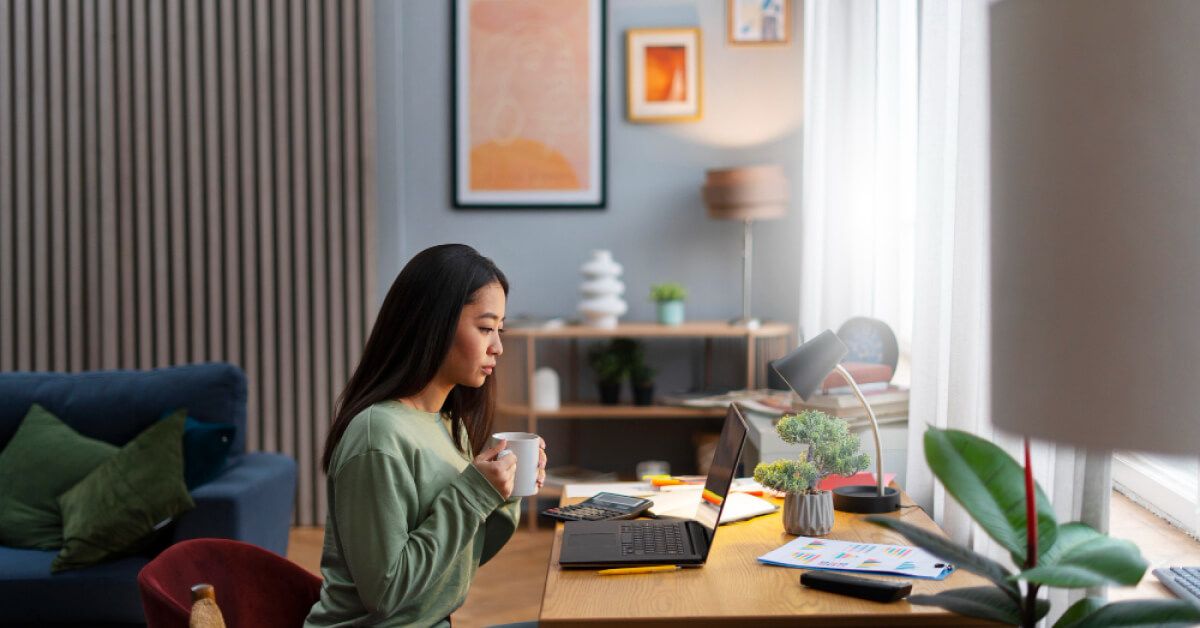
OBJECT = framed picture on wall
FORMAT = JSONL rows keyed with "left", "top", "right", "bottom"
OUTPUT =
{"left": 453, "top": 0, "right": 606, "bottom": 209}
{"left": 727, "top": 0, "right": 790, "bottom": 46}
{"left": 625, "top": 28, "right": 703, "bottom": 123}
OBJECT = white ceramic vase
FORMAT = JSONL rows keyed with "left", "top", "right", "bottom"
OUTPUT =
{"left": 577, "top": 250, "right": 627, "bottom": 328}
{"left": 532, "top": 367, "right": 561, "bottom": 411}
{"left": 783, "top": 490, "right": 834, "bottom": 536}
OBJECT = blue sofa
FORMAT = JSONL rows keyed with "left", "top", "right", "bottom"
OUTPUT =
{"left": 0, "top": 363, "right": 297, "bottom": 626}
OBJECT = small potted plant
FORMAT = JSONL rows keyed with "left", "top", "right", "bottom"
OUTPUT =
{"left": 588, "top": 346, "right": 625, "bottom": 405}
{"left": 629, "top": 362, "right": 656, "bottom": 406}
{"left": 754, "top": 410, "right": 870, "bottom": 536}
{"left": 650, "top": 282, "right": 687, "bottom": 326}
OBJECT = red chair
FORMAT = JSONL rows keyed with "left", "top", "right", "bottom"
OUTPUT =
{"left": 137, "top": 539, "right": 322, "bottom": 628}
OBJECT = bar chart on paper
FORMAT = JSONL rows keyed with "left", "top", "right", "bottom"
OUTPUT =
{"left": 758, "top": 537, "right": 955, "bottom": 579}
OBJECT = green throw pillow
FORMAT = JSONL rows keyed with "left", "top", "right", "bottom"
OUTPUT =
{"left": 0, "top": 404, "right": 118, "bottom": 549}
{"left": 52, "top": 410, "right": 195, "bottom": 573}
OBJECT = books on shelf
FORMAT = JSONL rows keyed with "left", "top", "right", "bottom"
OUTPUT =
{"left": 796, "top": 385, "right": 910, "bottom": 410}
{"left": 657, "top": 387, "right": 910, "bottom": 420}
{"left": 818, "top": 362, "right": 894, "bottom": 391}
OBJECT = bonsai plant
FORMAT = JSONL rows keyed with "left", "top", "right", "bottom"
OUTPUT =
{"left": 753, "top": 410, "right": 870, "bottom": 535}
{"left": 587, "top": 346, "right": 625, "bottom": 405}
{"left": 866, "top": 427, "right": 1200, "bottom": 627}
{"left": 629, "top": 362, "right": 656, "bottom": 406}
{"left": 650, "top": 282, "right": 687, "bottom": 326}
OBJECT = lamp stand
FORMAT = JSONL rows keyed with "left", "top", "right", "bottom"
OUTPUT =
{"left": 830, "top": 363, "right": 900, "bottom": 513}
{"left": 729, "top": 218, "right": 761, "bottom": 329}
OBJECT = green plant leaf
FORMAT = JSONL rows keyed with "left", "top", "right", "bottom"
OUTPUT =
{"left": 1054, "top": 597, "right": 1107, "bottom": 628}
{"left": 754, "top": 459, "right": 818, "bottom": 493}
{"left": 866, "top": 516, "right": 1019, "bottom": 601}
{"left": 909, "top": 587, "right": 1038, "bottom": 626}
{"left": 924, "top": 427, "right": 1057, "bottom": 565}
{"left": 1065, "top": 599, "right": 1200, "bottom": 628}
{"left": 1016, "top": 522, "right": 1148, "bottom": 587}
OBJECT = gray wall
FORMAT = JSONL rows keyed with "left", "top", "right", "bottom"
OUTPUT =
{"left": 375, "top": 0, "right": 805, "bottom": 328}
{"left": 373, "top": 0, "right": 806, "bottom": 478}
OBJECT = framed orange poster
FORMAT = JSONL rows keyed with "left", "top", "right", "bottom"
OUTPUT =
{"left": 454, "top": 0, "right": 606, "bottom": 208}
{"left": 625, "top": 28, "right": 702, "bottom": 123}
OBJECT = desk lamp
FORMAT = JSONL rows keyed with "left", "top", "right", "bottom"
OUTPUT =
{"left": 702, "top": 165, "right": 788, "bottom": 329}
{"left": 770, "top": 330, "right": 901, "bottom": 512}
{"left": 990, "top": 0, "right": 1200, "bottom": 455}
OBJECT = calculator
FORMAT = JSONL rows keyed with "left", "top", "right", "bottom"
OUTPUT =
{"left": 541, "top": 492, "right": 654, "bottom": 522}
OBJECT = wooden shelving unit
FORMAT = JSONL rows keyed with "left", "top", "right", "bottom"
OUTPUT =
{"left": 494, "top": 320, "right": 794, "bottom": 528}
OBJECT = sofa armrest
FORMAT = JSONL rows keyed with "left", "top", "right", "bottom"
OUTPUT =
{"left": 171, "top": 453, "right": 297, "bottom": 555}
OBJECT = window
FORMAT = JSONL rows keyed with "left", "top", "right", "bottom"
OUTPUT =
{"left": 1112, "top": 451, "right": 1200, "bottom": 538}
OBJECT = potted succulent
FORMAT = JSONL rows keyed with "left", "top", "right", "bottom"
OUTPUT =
{"left": 629, "top": 362, "right": 656, "bottom": 406}
{"left": 650, "top": 282, "right": 687, "bottom": 326}
{"left": 753, "top": 410, "right": 870, "bottom": 536}
{"left": 866, "top": 427, "right": 1200, "bottom": 627}
{"left": 588, "top": 347, "right": 625, "bottom": 405}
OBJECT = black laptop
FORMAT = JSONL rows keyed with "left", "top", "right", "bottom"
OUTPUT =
{"left": 558, "top": 404, "right": 749, "bottom": 568}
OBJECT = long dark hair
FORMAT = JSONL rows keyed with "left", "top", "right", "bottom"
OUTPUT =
{"left": 322, "top": 244, "right": 509, "bottom": 472}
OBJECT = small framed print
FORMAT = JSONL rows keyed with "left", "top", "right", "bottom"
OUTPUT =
{"left": 625, "top": 28, "right": 702, "bottom": 123}
{"left": 728, "top": 0, "right": 790, "bottom": 46}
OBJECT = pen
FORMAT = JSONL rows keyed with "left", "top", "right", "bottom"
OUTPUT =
{"left": 597, "top": 565, "right": 681, "bottom": 576}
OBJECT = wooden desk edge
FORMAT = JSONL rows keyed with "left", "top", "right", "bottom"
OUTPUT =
{"left": 538, "top": 488, "right": 1002, "bottom": 627}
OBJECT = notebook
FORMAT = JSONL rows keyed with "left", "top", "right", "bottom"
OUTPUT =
{"left": 649, "top": 489, "right": 777, "bottom": 523}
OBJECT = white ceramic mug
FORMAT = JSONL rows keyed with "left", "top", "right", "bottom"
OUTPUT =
{"left": 490, "top": 431, "right": 540, "bottom": 497}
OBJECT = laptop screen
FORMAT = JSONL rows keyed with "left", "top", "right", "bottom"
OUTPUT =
{"left": 693, "top": 404, "right": 749, "bottom": 536}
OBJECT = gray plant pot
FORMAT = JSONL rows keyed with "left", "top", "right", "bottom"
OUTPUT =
{"left": 783, "top": 490, "right": 834, "bottom": 536}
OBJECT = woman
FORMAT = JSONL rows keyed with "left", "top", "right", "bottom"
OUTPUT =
{"left": 305, "top": 244, "right": 547, "bottom": 627}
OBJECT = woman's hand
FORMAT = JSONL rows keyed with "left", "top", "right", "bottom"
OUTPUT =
{"left": 473, "top": 440, "right": 517, "bottom": 499}
{"left": 536, "top": 436, "right": 548, "bottom": 490}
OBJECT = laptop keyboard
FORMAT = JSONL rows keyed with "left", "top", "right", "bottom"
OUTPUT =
{"left": 620, "top": 521, "right": 687, "bottom": 556}
{"left": 1155, "top": 567, "right": 1200, "bottom": 604}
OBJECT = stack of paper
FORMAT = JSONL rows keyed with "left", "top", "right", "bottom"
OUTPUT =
{"left": 759, "top": 536, "right": 954, "bottom": 580}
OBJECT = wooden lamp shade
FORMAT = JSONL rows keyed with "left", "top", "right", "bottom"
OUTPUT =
{"left": 702, "top": 165, "right": 789, "bottom": 221}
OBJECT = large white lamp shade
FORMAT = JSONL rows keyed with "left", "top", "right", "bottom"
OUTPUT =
{"left": 990, "top": 0, "right": 1200, "bottom": 453}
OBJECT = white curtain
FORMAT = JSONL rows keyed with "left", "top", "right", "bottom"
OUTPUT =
{"left": 800, "top": 0, "right": 916, "bottom": 348}
{"left": 802, "top": 0, "right": 1112, "bottom": 616}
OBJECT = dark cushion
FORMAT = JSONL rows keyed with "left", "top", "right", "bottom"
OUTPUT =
{"left": 0, "top": 362, "right": 248, "bottom": 455}
{"left": 0, "top": 404, "right": 119, "bottom": 550}
{"left": 0, "top": 545, "right": 147, "bottom": 623}
{"left": 183, "top": 416, "right": 237, "bottom": 489}
{"left": 53, "top": 412, "right": 194, "bottom": 573}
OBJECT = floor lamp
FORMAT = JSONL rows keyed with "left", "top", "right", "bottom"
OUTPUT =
{"left": 702, "top": 165, "right": 788, "bottom": 329}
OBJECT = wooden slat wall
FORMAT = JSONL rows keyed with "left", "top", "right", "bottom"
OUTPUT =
{"left": 0, "top": 0, "right": 378, "bottom": 526}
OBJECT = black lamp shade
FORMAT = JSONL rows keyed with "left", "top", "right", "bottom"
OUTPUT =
{"left": 769, "top": 330, "right": 848, "bottom": 401}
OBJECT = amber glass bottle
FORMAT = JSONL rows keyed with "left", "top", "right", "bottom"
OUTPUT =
{"left": 188, "top": 583, "right": 227, "bottom": 628}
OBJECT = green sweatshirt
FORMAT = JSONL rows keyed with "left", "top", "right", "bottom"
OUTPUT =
{"left": 304, "top": 401, "right": 521, "bottom": 627}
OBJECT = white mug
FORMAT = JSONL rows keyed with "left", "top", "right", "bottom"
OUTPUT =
{"left": 490, "top": 431, "right": 541, "bottom": 497}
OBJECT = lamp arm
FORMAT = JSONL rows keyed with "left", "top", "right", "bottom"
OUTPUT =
{"left": 833, "top": 363, "right": 885, "bottom": 497}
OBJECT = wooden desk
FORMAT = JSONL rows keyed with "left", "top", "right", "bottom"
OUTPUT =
{"left": 539, "top": 488, "right": 998, "bottom": 626}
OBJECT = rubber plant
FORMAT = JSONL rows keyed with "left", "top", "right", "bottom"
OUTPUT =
{"left": 866, "top": 427, "right": 1200, "bottom": 627}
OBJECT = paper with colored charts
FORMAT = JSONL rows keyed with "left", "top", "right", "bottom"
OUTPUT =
{"left": 758, "top": 537, "right": 955, "bottom": 580}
